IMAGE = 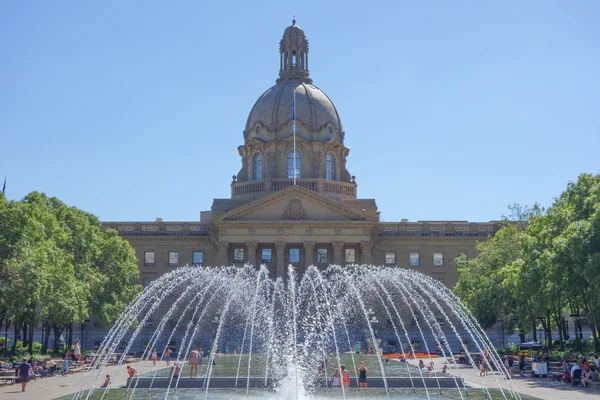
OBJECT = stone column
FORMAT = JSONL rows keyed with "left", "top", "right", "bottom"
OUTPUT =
{"left": 217, "top": 241, "right": 229, "bottom": 266}
{"left": 274, "top": 241, "right": 287, "bottom": 280}
{"left": 360, "top": 241, "right": 373, "bottom": 265}
{"left": 246, "top": 241, "right": 258, "bottom": 268}
{"left": 332, "top": 241, "right": 344, "bottom": 266}
{"left": 303, "top": 241, "right": 315, "bottom": 268}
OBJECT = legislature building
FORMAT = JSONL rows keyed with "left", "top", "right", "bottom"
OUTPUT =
{"left": 102, "top": 21, "right": 499, "bottom": 289}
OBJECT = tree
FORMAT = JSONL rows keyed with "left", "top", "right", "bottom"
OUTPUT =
{"left": 0, "top": 191, "right": 141, "bottom": 355}
{"left": 455, "top": 224, "right": 524, "bottom": 329}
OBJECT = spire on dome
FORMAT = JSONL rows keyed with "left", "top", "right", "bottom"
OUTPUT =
{"left": 277, "top": 20, "right": 312, "bottom": 84}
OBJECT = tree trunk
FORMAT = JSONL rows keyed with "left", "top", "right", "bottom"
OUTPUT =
{"left": 42, "top": 323, "right": 51, "bottom": 354}
{"left": 3, "top": 318, "right": 8, "bottom": 357}
{"left": 52, "top": 324, "right": 65, "bottom": 354}
{"left": 532, "top": 322, "right": 537, "bottom": 342}
{"left": 67, "top": 322, "right": 73, "bottom": 349}
{"left": 590, "top": 323, "right": 599, "bottom": 353}
{"left": 12, "top": 324, "right": 18, "bottom": 354}
{"left": 19, "top": 323, "right": 29, "bottom": 347}
{"left": 28, "top": 322, "right": 34, "bottom": 355}
{"left": 546, "top": 310, "right": 553, "bottom": 349}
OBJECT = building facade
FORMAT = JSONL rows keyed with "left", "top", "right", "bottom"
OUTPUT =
{"left": 102, "top": 20, "right": 499, "bottom": 290}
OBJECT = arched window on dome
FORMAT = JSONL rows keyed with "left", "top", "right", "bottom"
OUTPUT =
{"left": 253, "top": 153, "right": 262, "bottom": 181}
{"left": 287, "top": 150, "right": 301, "bottom": 179}
{"left": 292, "top": 51, "right": 297, "bottom": 70}
{"left": 326, "top": 153, "right": 335, "bottom": 180}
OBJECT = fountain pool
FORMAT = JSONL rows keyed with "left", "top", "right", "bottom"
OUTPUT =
{"left": 72, "top": 265, "right": 523, "bottom": 400}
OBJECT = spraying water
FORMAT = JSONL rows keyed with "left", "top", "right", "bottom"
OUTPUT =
{"left": 73, "top": 264, "right": 520, "bottom": 400}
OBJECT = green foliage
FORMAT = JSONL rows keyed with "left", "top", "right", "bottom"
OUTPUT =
{"left": 455, "top": 173, "right": 600, "bottom": 351}
{"left": 0, "top": 191, "right": 141, "bottom": 355}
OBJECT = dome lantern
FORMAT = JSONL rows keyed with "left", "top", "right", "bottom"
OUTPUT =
{"left": 277, "top": 19, "right": 312, "bottom": 84}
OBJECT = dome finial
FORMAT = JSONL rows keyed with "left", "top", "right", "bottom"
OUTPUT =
{"left": 277, "top": 20, "right": 311, "bottom": 84}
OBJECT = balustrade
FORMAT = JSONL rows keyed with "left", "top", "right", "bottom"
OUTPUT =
{"left": 231, "top": 178, "right": 356, "bottom": 198}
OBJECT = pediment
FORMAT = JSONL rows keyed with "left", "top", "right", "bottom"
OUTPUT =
{"left": 214, "top": 186, "right": 369, "bottom": 223}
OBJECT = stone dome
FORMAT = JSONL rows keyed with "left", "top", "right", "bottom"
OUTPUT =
{"left": 245, "top": 81, "right": 344, "bottom": 141}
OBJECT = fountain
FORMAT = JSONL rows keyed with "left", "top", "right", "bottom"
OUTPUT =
{"left": 71, "top": 265, "right": 525, "bottom": 400}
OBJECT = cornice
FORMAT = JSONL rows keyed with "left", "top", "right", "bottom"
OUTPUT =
{"left": 377, "top": 235, "right": 488, "bottom": 242}
{"left": 122, "top": 235, "right": 212, "bottom": 241}
{"left": 214, "top": 220, "right": 377, "bottom": 228}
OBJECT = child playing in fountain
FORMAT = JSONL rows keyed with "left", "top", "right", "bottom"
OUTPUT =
{"left": 164, "top": 348, "right": 172, "bottom": 366}
{"left": 330, "top": 368, "right": 341, "bottom": 387}
{"left": 151, "top": 348, "right": 158, "bottom": 366}
{"left": 341, "top": 365, "right": 350, "bottom": 388}
{"left": 100, "top": 374, "right": 110, "bottom": 388}
{"left": 357, "top": 361, "right": 368, "bottom": 388}
{"left": 169, "top": 362, "right": 181, "bottom": 379}
{"left": 126, "top": 365, "right": 137, "bottom": 377}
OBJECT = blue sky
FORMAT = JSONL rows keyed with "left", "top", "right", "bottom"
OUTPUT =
{"left": 1, "top": 1, "right": 599, "bottom": 222}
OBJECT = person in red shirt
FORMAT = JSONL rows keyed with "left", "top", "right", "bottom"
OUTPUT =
{"left": 126, "top": 365, "right": 137, "bottom": 378}
{"left": 341, "top": 365, "right": 350, "bottom": 388}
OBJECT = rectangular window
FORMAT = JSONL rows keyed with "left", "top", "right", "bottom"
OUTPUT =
{"left": 317, "top": 248, "right": 328, "bottom": 263}
{"left": 345, "top": 248, "right": 356, "bottom": 263}
{"left": 289, "top": 248, "right": 300, "bottom": 263}
{"left": 409, "top": 252, "right": 420, "bottom": 267}
{"left": 433, "top": 252, "right": 444, "bottom": 266}
{"left": 385, "top": 252, "right": 396, "bottom": 265}
{"left": 192, "top": 251, "right": 203, "bottom": 265}
{"left": 168, "top": 251, "right": 179, "bottom": 266}
{"left": 233, "top": 248, "right": 244, "bottom": 263}
{"left": 144, "top": 251, "right": 155, "bottom": 267}
{"left": 261, "top": 248, "right": 272, "bottom": 263}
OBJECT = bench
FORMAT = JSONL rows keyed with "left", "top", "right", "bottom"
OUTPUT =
{"left": 546, "top": 362, "right": 564, "bottom": 381}
{"left": 0, "top": 371, "right": 16, "bottom": 385}
{"left": 0, "top": 377, "right": 16, "bottom": 385}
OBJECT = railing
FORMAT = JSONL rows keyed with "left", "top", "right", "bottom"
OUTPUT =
{"left": 379, "top": 222, "right": 499, "bottom": 237}
{"left": 102, "top": 222, "right": 209, "bottom": 236}
{"left": 232, "top": 178, "right": 356, "bottom": 198}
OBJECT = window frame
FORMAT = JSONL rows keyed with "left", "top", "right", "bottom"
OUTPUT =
{"left": 144, "top": 251, "right": 155, "bottom": 267}
{"left": 409, "top": 252, "right": 420, "bottom": 267}
{"left": 289, "top": 248, "right": 300, "bottom": 264}
{"left": 326, "top": 153, "right": 335, "bottom": 180}
{"left": 253, "top": 152, "right": 262, "bottom": 180}
{"left": 233, "top": 248, "right": 245, "bottom": 263}
{"left": 168, "top": 251, "right": 179, "bottom": 267}
{"left": 317, "top": 248, "right": 328, "bottom": 264}
{"left": 433, "top": 252, "right": 444, "bottom": 267}
{"left": 385, "top": 252, "right": 396, "bottom": 265}
{"left": 192, "top": 251, "right": 203, "bottom": 265}
{"left": 261, "top": 248, "right": 273, "bottom": 264}
{"left": 287, "top": 150, "right": 301, "bottom": 179}
{"left": 345, "top": 248, "right": 356, "bottom": 263}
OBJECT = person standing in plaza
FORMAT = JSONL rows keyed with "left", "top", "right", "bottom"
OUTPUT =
{"left": 518, "top": 352, "right": 526, "bottom": 376}
{"left": 164, "top": 348, "right": 172, "bottom": 366}
{"left": 357, "top": 361, "right": 368, "bottom": 388}
{"left": 74, "top": 338, "right": 81, "bottom": 360}
{"left": 188, "top": 348, "right": 201, "bottom": 378}
{"left": 17, "top": 359, "right": 31, "bottom": 392}
{"left": 151, "top": 348, "right": 158, "bottom": 366}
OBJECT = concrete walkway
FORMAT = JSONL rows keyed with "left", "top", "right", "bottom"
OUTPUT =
{"left": 428, "top": 357, "right": 600, "bottom": 400}
{"left": 0, "top": 360, "right": 166, "bottom": 400}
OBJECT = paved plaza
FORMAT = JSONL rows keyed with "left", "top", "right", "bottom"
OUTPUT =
{"left": 1, "top": 356, "right": 599, "bottom": 399}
